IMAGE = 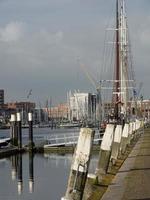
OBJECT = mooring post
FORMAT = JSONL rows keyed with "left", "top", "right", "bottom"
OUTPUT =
{"left": 10, "top": 114, "right": 16, "bottom": 146}
{"left": 17, "top": 153, "right": 23, "bottom": 195}
{"left": 62, "top": 128, "right": 95, "bottom": 200}
{"left": 17, "top": 112, "right": 22, "bottom": 150}
{"left": 128, "top": 122, "right": 133, "bottom": 144}
{"left": 120, "top": 123, "right": 129, "bottom": 155}
{"left": 95, "top": 124, "right": 115, "bottom": 182}
{"left": 28, "top": 112, "right": 34, "bottom": 150}
{"left": 29, "top": 152, "right": 34, "bottom": 193}
{"left": 135, "top": 120, "right": 142, "bottom": 138}
{"left": 110, "top": 124, "right": 122, "bottom": 164}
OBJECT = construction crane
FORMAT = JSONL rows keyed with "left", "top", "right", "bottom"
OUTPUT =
{"left": 27, "top": 89, "right": 32, "bottom": 99}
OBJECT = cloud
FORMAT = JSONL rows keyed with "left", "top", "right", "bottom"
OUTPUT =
{"left": 0, "top": 22, "right": 24, "bottom": 42}
{"left": 0, "top": 0, "right": 149, "bottom": 103}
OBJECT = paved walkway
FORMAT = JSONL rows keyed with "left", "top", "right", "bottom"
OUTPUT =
{"left": 101, "top": 128, "right": 150, "bottom": 200}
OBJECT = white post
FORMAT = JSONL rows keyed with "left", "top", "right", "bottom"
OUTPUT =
{"left": 95, "top": 124, "right": 115, "bottom": 182}
{"left": 110, "top": 125, "right": 122, "bottom": 164}
{"left": 120, "top": 123, "right": 129, "bottom": 154}
{"left": 62, "top": 128, "right": 95, "bottom": 200}
{"left": 17, "top": 112, "right": 22, "bottom": 149}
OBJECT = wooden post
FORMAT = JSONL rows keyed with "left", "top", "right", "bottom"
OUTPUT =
{"left": 28, "top": 113, "right": 34, "bottom": 150}
{"left": 10, "top": 114, "right": 16, "bottom": 145}
{"left": 95, "top": 124, "right": 115, "bottom": 182}
{"left": 110, "top": 125, "right": 122, "bottom": 164}
{"left": 17, "top": 113, "right": 22, "bottom": 149}
{"left": 62, "top": 128, "right": 95, "bottom": 200}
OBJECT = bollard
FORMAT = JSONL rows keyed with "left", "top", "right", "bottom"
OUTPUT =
{"left": 128, "top": 122, "right": 133, "bottom": 144}
{"left": 135, "top": 120, "right": 142, "bottom": 137}
{"left": 120, "top": 123, "right": 129, "bottom": 155}
{"left": 62, "top": 128, "right": 95, "bottom": 200}
{"left": 17, "top": 153, "right": 23, "bottom": 195}
{"left": 28, "top": 113, "right": 34, "bottom": 150}
{"left": 17, "top": 113, "right": 22, "bottom": 149}
{"left": 29, "top": 152, "right": 34, "bottom": 193}
{"left": 95, "top": 124, "right": 115, "bottom": 182}
{"left": 110, "top": 124, "right": 122, "bottom": 164}
{"left": 10, "top": 114, "right": 16, "bottom": 145}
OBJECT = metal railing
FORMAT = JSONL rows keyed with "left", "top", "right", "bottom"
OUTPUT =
{"left": 44, "top": 131, "right": 102, "bottom": 147}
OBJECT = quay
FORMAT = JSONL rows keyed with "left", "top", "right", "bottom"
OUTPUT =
{"left": 43, "top": 144, "right": 100, "bottom": 154}
{"left": 83, "top": 126, "right": 150, "bottom": 200}
{"left": 101, "top": 127, "right": 150, "bottom": 200}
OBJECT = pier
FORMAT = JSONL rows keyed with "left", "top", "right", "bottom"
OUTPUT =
{"left": 81, "top": 125, "right": 150, "bottom": 200}
{"left": 101, "top": 126, "right": 150, "bottom": 200}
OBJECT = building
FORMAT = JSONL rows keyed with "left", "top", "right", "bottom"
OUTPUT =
{"left": 6, "top": 101, "right": 36, "bottom": 124}
{"left": 0, "top": 90, "right": 4, "bottom": 108}
{"left": 7, "top": 101, "right": 36, "bottom": 111}
{"left": 68, "top": 92, "right": 96, "bottom": 123}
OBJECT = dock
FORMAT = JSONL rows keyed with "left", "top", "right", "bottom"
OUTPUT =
{"left": 101, "top": 127, "right": 150, "bottom": 200}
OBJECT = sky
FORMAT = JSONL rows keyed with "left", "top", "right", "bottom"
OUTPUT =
{"left": 0, "top": 0, "right": 149, "bottom": 106}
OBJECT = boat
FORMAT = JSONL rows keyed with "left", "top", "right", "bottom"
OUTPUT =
{"left": 0, "top": 137, "right": 11, "bottom": 148}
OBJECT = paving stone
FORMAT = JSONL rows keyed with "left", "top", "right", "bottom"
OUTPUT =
{"left": 101, "top": 128, "right": 150, "bottom": 200}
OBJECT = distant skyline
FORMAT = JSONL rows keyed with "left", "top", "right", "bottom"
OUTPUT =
{"left": 0, "top": 0, "right": 149, "bottom": 105}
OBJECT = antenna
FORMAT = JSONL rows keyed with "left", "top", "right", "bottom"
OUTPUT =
{"left": 27, "top": 89, "right": 32, "bottom": 99}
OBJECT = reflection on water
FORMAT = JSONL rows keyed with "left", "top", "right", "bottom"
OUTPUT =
{"left": 0, "top": 152, "right": 98, "bottom": 200}
{"left": 10, "top": 153, "right": 34, "bottom": 195}
{"left": 29, "top": 152, "right": 34, "bottom": 194}
{"left": 0, "top": 128, "right": 99, "bottom": 199}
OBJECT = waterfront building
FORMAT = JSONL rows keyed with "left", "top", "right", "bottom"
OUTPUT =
{"left": 0, "top": 89, "right": 4, "bottom": 108}
{"left": 7, "top": 102, "right": 35, "bottom": 112}
{"left": 48, "top": 103, "right": 68, "bottom": 120}
{"left": 68, "top": 92, "right": 96, "bottom": 123}
{"left": 34, "top": 103, "right": 68, "bottom": 124}
{"left": 6, "top": 101, "right": 36, "bottom": 124}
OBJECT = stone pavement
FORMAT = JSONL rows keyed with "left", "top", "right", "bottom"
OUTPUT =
{"left": 101, "top": 128, "right": 150, "bottom": 200}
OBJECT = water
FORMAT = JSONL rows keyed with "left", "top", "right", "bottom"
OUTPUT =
{"left": 0, "top": 128, "right": 99, "bottom": 200}
{"left": 0, "top": 127, "right": 80, "bottom": 145}
{"left": 0, "top": 153, "right": 98, "bottom": 200}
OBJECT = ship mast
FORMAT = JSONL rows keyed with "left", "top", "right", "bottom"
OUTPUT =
{"left": 114, "top": 0, "right": 129, "bottom": 123}
{"left": 114, "top": 0, "right": 120, "bottom": 121}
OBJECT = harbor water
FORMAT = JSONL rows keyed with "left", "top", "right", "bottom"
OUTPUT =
{"left": 0, "top": 128, "right": 99, "bottom": 200}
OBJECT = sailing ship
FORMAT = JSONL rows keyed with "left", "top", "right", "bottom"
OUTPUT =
{"left": 102, "top": 0, "right": 137, "bottom": 125}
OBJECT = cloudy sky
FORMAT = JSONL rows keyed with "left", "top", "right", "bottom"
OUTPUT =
{"left": 0, "top": 0, "right": 149, "bottom": 106}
